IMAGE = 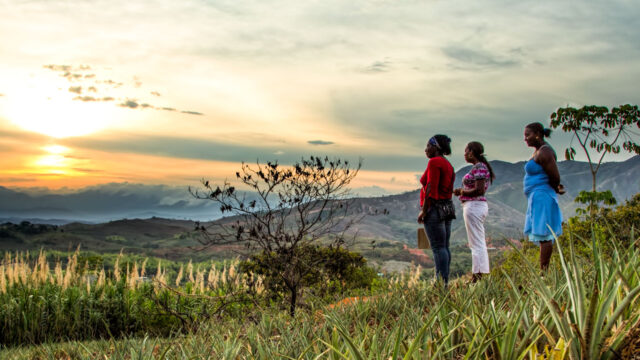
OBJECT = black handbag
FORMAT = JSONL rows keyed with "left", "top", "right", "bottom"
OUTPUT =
{"left": 434, "top": 199, "right": 456, "bottom": 220}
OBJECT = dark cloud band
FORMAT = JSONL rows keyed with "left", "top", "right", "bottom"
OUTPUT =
{"left": 308, "top": 140, "right": 334, "bottom": 145}
{"left": 63, "top": 134, "right": 425, "bottom": 172}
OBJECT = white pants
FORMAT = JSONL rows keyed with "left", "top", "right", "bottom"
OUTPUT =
{"left": 463, "top": 201, "right": 490, "bottom": 274}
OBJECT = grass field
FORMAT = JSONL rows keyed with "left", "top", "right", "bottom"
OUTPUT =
{"left": 1, "top": 228, "right": 639, "bottom": 359}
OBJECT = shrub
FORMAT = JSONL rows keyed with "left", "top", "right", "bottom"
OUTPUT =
{"left": 239, "top": 245, "right": 376, "bottom": 306}
{"left": 559, "top": 193, "right": 640, "bottom": 257}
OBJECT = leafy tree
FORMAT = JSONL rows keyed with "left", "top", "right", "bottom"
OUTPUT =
{"left": 550, "top": 104, "right": 640, "bottom": 214}
{"left": 190, "top": 156, "right": 372, "bottom": 315}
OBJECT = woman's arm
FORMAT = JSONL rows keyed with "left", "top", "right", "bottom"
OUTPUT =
{"left": 536, "top": 147, "right": 562, "bottom": 193}
{"left": 418, "top": 182, "right": 430, "bottom": 223}
{"left": 422, "top": 183, "right": 431, "bottom": 213}
{"left": 459, "top": 179, "right": 486, "bottom": 197}
{"left": 454, "top": 165, "right": 487, "bottom": 198}
{"left": 418, "top": 161, "right": 439, "bottom": 223}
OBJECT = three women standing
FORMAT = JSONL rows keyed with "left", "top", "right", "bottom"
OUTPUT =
{"left": 418, "top": 135, "right": 455, "bottom": 285}
{"left": 453, "top": 142, "right": 495, "bottom": 283}
{"left": 418, "top": 122, "right": 564, "bottom": 283}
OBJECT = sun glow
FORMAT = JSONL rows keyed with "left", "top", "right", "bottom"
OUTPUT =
{"left": 42, "top": 145, "right": 70, "bottom": 154}
{"left": 3, "top": 77, "right": 118, "bottom": 138}
{"left": 35, "top": 154, "right": 68, "bottom": 168}
{"left": 30, "top": 144, "right": 77, "bottom": 176}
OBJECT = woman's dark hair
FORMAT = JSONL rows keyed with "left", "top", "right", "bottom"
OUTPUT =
{"left": 467, "top": 141, "right": 495, "bottom": 183}
{"left": 525, "top": 122, "right": 552, "bottom": 138}
{"left": 432, "top": 134, "right": 452, "bottom": 155}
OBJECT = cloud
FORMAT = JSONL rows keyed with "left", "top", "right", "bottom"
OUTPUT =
{"left": 442, "top": 46, "right": 520, "bottom": 69}
{"left": 72, "top": 95, "right": 114, "bottom": 102}
{"left": 180, "top": 110, "right": 204, "bottom": 116}
{"left": 0, "top": 129, "right": 51, "bottom": 143}
{"left": 73, "top": 96, "right": 97, "bottom": 101}
{"left": 0, "top": 177, "right": 36, "bottom": 183}
{"left": 42, "top": 64, "right": 204, "bottom": 116}
{"left": 119, "top": 99, "right": 139, "bottom": 108}
{"left": 43, "top": 64, "right": 71, "bottom": 72}
{"left": 44, "top": 64, "right": 91, "bottom": 72}
{"left": 63, "top": 133, "right": 424, "bottom": 172}
{"left": 116, "top": 100, "right": 202, "bottom": 114}
{"left": 72, "top": 168, "right": 103, "bottom": 173}
{"left": 308, "top": 140, "right": 334, "bottom": 145}
{"left": 63, "top": 73, "right": 84, "bottom": 80}
{"left": 362, "top": 60, "right": 392, "bottom": 73}
{"left": 100, "top": 80, "right": 123, "bottom": 87}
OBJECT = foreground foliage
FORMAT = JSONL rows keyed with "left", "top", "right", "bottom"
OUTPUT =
{"left": 0, "top": 251, "right": 258, "bottom": 347}
{"left": 2, "top": 226, "right": 639, "bottom": 359}
{"left": 560, "top": 193, "right": 640, "bottom": 255}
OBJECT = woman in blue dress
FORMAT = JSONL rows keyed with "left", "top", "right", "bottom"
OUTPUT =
{"left": 523, "top": 122, "right": 565, "bottom": 270}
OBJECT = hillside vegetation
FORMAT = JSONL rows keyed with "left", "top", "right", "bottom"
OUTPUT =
{"left": 2, "top": 217, "right": 639, "bottom": 358}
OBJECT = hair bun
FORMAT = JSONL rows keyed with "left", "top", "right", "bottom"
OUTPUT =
{"left": 543, "top": 128, "right": 552, "bottom": 137}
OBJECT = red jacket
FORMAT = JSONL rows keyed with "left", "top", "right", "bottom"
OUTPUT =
{"left": 420, "top": 156, "right": 454, "bottom": 207}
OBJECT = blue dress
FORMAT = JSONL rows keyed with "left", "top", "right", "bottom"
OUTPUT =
{"left": 523, "top": 159, "right": 563, "bottom": 243}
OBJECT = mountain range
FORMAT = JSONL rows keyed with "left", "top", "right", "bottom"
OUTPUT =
{"left": 346, "top": 156, "right": 640, "bottom": 246}
{"left": 0, "top": 183, "right": 223, "bottom": 224}
{"left": 1, "top": 156, "right": 639, "bottom": 248}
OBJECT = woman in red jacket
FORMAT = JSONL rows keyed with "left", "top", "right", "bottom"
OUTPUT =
{"left": 418, "top": 134, "right": 455, "bottom": 285}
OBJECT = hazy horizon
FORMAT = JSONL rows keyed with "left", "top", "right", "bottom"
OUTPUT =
{"left": 2, "top": 156, "right": 638, "bottom": 225}
{"left": 1, "top": 156, "right": 637, "bottom": 195}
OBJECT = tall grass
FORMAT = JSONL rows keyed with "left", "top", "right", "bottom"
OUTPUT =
{"left": 2, "top": 228, "right": 639, "bottom": 359}
{"left": 0, "top": 250, "right": 261, "bottom": 347}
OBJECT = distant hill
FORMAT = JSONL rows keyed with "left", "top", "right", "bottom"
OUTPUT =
{"left": 348, "top": 156, "right": 640, "bottom": 246}
{"left": 0, "top": 183, "right": 223, "bottom": 224}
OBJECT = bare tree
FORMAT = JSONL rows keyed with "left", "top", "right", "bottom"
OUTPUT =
{"left": 190, "top": 156, "right": 368, "bottom": 315}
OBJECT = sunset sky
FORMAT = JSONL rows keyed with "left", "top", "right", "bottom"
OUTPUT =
{"left": 1, "top": 0, "right": 639, "bottom": 195}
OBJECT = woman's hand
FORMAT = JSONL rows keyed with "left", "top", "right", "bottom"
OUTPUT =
{"left": 556, "top": 184, "right": 566, "bottom": 195}
{"left": 453, "top": 188, "right": 463, "bottom": 196}
{"left": 418, "top": 210, "right": 425, "bottom": 224}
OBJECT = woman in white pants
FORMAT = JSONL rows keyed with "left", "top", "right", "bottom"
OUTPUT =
{"left": 453, "top": 142, "right": 495, "bottom": 283}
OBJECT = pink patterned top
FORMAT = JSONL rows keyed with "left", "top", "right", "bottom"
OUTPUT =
{"left": 459, "top": 162, "right": 490, "bottom": 202}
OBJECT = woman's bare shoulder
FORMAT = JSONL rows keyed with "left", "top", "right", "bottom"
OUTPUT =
{"left": 535, "top": 145, "right": 557, "bottom": 163}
